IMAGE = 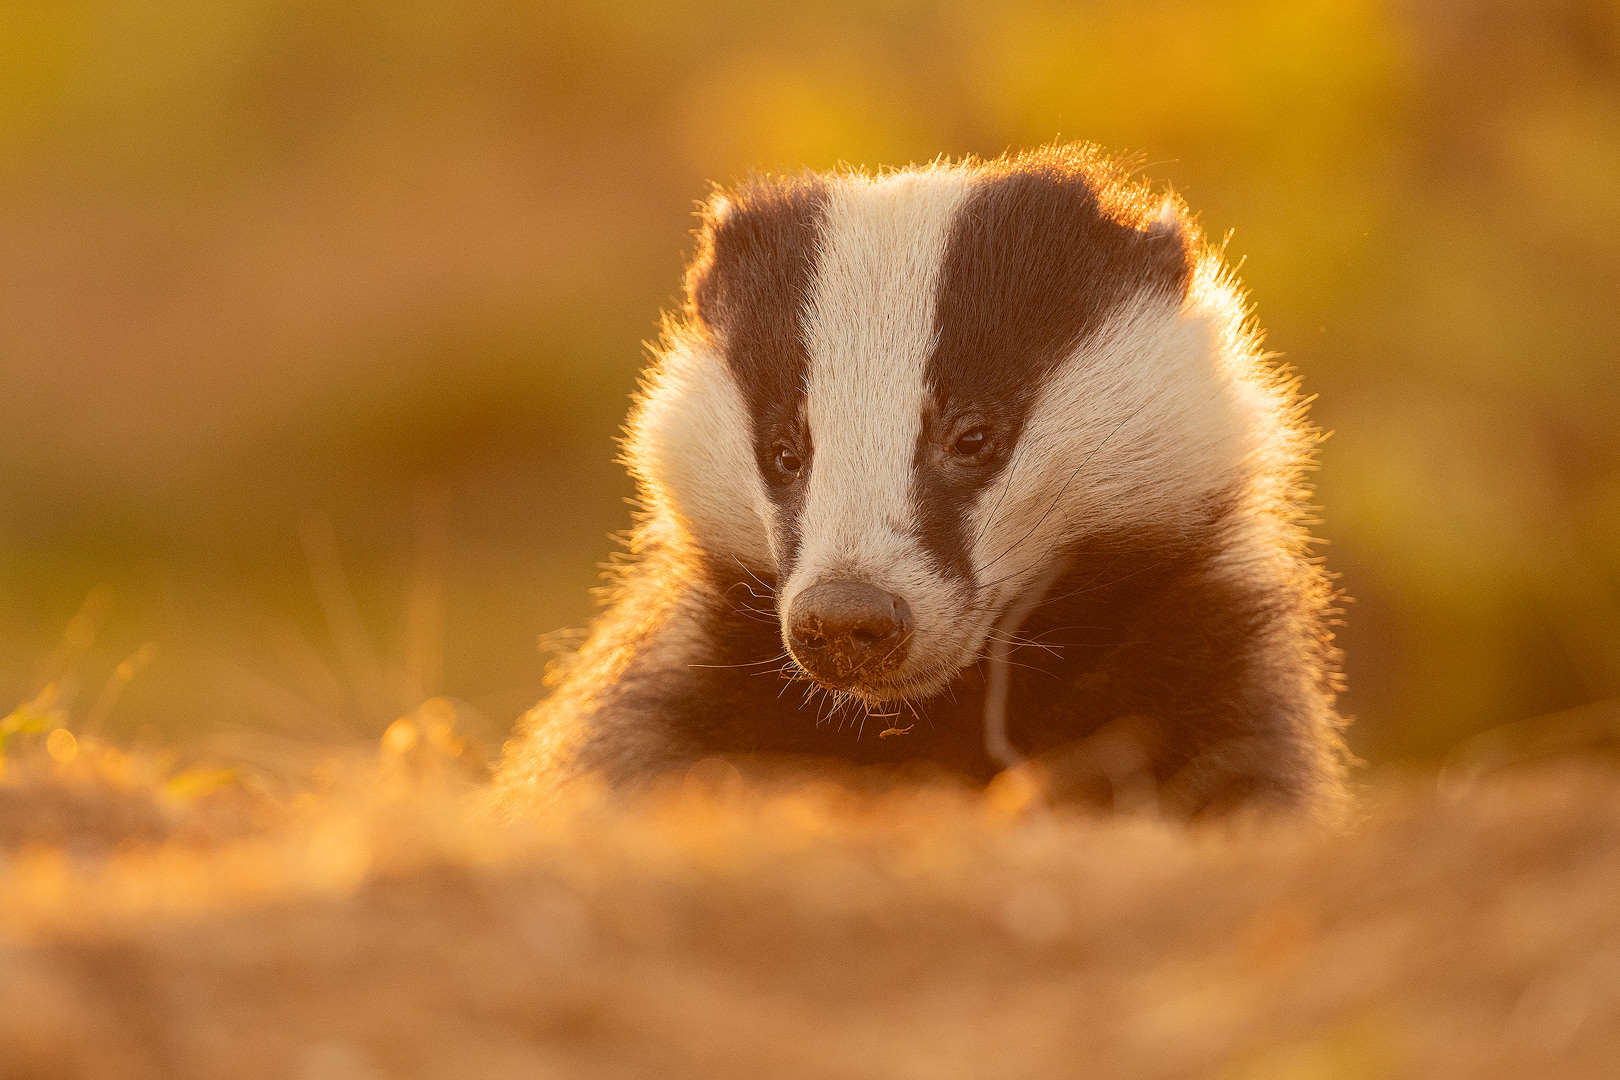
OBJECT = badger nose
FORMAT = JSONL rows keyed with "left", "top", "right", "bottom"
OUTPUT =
{"left": 787, "top": 581, "right": 912, "bottom": 683}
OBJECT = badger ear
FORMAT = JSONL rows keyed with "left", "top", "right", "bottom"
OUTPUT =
{"left": 685, "top": 189, "right": 734, "bottom": 330}
{"left": 1139, "top": 196, "right": 1196, "bottom": 301}
{"left": 1147, "top": 197, "right": 1182, "bottom": 239}
{"left": 684, "top": 174, "right": 829, "bottom": 333}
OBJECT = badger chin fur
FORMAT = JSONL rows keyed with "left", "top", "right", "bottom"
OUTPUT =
{"left": 495, "top": 144, "right": 1349, "bottom": 820}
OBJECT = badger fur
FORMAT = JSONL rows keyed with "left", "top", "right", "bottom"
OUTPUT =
{"left": 496, "top": 145, "right": 1347, "bottom": 818}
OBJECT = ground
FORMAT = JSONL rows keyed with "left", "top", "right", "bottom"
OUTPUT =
{"left": 0, "top": 715, "right": 1617, "bottom": 1080}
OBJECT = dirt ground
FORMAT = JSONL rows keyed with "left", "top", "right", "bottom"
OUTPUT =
{"left": 1, "top": 728, "right": 1617, "bottom": 1080}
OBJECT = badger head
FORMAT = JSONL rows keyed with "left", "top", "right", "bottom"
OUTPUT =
{"left": 629, "top": 147, "right": 1276, "bottom": 706}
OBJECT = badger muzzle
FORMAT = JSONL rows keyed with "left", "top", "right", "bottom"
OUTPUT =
{"left": 785, "top": 580, "right": 913, "bottom": 686}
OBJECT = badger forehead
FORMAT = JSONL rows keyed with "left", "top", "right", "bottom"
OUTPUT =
{"left": 631, "top": 147, "right": 1265, "bottom": 602}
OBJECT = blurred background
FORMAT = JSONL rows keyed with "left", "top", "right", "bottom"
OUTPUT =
{"left": 0, "top": 0, "right": 1615, "bottom": 766}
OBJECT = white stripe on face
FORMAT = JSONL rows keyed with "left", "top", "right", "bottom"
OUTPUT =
{"left": 781, "top": 167, "right": 975, "bottom": 683}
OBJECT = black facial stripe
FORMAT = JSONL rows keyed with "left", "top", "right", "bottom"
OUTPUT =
{"left": 757, "top": 395, "right": 811, "bottom": 580}
{"left": 909, "top": 405, "right": 982, "bottom": 582}
{"left": 915, "top": 147, "right": 1196, "bottom": 584}
{"left": 686, "top": 174, "right": 829, "bottom": 576}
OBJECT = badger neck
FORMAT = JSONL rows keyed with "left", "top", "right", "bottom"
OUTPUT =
{"left": 982, "top": 557, "right": 1073, "bottom": 771}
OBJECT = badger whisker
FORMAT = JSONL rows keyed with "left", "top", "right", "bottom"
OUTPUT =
{"left": 970, "top": 438, "right": 1027, "bottom": 551}
{"left": 972, "top": 405, "right": 1146, "bottom": 582}
{"left": 1017, "top": 623, "right": 1112, "bottom": 639}
{"left": 721, "top": 580, "right": 780, "bottom": 626}
{"left": 901, "top": 696, "right": 935, "bottom": 732}
{"left": 977, "top": 651, "right": 1062, "bottom": 679}
{"left": 1040, "top": 556, "right": 1178, "bottom": 609}
{"left": 977, "top": 548, "right": 1122, "bottom": 595}
{"left": 719, "top": 595, "right": 781, "bottom": 625}
{"left": 731, "top": 556, "right": 780, "bottom": 603}
{"left": 983, "top": 631, "right": 1064, "bottom": 657}
{"left": 688, "top": 651, "right": 791, "bottom": 670}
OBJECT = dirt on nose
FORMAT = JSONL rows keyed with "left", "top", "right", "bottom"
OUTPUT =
{"left": 786, "top": 580, "right": 913, "bottom": 683}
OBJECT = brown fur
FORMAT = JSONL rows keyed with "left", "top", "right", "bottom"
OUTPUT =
{"left": 495, "top": 147, "right": 1348, "bottom": 819}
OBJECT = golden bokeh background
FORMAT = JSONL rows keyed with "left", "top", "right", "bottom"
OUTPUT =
{"left": 1, "top": 0, "right": 1616, "bottom": 766}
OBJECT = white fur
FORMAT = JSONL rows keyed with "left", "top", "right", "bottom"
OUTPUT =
{"left": 781, "top": 167, "right": 974, "bottom": 694}
{"left": 964, "top": 289, "right": 1264, "bottom": 616}
{"left": 627, "top": 330, "right": 775, "bottom": 570}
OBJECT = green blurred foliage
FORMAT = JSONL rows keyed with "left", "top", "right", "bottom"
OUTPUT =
{"left": 0, "top": 0, "right": 1616, "bottom": 762}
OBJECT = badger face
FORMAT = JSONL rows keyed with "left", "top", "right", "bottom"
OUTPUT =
{"left": 631, "top": 149, "right": 1269, "bottom": 706}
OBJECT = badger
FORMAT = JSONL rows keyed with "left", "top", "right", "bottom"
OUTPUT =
{"left": 496, "top": 145, "right": 1348, "bottom": 818}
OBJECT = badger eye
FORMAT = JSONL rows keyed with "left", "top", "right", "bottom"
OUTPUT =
{"left": 773, "top": 446, "right": 803, "bottom": 479}
{"left": 952, "top": 428, "right": 989, "bottom": 457}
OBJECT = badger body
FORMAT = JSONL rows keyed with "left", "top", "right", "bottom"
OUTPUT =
{"left": 496, "top": 146, "right": 1347, "bottom": 818}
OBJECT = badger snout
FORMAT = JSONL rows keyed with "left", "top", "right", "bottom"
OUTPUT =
{"left": 786, "top": 581, "right": 913, "bottom": 685}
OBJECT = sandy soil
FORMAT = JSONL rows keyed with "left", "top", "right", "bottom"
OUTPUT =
{"left": 1, "top": 731, "right": 1617, "bottom": 1080}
